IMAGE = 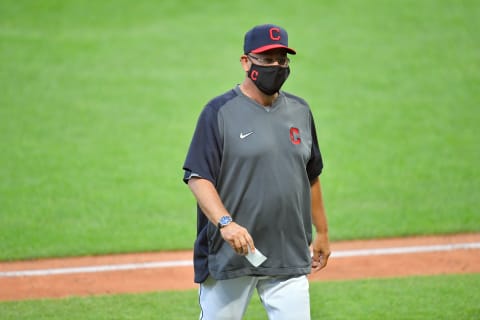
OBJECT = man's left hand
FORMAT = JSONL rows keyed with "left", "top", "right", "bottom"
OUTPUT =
{"left": 311, "top": 233, "right": 331, "bottom": 272}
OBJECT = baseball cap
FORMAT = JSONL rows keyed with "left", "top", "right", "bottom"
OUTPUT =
{"left": 244, "top": 24, "right": 296, "bottom": 55}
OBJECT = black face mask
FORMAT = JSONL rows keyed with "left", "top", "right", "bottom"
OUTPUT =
{"left": 248, "top": 64, "right": 290, "bottom": 95}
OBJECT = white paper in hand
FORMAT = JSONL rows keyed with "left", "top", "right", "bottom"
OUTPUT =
{"left": 245, "top": 248, "right": 267, "bottom": 267}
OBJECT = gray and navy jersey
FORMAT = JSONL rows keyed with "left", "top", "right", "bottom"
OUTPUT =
{"left": 183, "top": 85, "right": 323, "bottom": 283}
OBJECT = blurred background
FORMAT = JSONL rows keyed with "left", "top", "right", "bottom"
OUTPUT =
{"left": 0, "top": 0, "right": 479, "bottom": 261}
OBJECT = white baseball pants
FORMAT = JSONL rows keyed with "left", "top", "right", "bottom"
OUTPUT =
{"left": 198, "top": 275, "right": 311, "bottom": 320}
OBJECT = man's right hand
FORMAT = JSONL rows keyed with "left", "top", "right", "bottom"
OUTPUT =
{"left": 220, "top": 222, "right": 255, "bottom": 256}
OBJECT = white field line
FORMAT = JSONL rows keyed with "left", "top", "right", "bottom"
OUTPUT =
{"left": 1, "top": 242, "right": 479, "bottom": 278}
{"left": 331, "top": 242, "right": 480, "bottom": 258}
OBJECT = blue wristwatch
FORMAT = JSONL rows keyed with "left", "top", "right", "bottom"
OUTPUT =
{"left": 218, "top": 216, "right": 233, "bottom": 229}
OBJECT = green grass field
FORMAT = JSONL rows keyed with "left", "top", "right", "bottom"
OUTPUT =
{"left": 1, "top": 275, "right": 479, "bottom": 319}
{"left": 0, "top": 0, "right": 479, "bottom": 318}
{"left": 1, "top": 0, "right": 478, "bottom": 262}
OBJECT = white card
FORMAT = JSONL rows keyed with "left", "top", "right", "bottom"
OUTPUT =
{"left": 245, "top": 248, "right": 267, "bottom": 267}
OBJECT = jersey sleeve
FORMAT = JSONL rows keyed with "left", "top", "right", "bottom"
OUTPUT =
{"left": 183, "top": 103, "right": 223, "bottom": 185}
{"left": 306, "top": 110, "right": 323, "bottom": 181}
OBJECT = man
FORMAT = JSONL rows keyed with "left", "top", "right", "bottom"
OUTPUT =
{"left": 183, "top": 23, "right": 330, "bottom": 320}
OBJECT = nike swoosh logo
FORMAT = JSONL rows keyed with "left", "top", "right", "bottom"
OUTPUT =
{"left": 240, "top": 131, "right": 254, "bottom": 139}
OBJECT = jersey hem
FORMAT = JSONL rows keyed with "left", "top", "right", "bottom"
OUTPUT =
{"left": 208, "top": 266, "right": 312, "bottom": 281}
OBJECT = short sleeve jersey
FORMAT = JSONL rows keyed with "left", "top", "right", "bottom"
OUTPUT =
{"left": 183, "top": 85, "right": 323, "bottom": 283}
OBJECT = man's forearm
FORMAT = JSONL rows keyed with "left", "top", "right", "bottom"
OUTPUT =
{"left": 310, "top": 177, "right": 329, "bottom": 234}
{"left": 187, "top": 177, "right": 255, "bottom": 255}
{"left": 310, "top": 176, "right": 331, "bottom": 271}
{"left": 187, "top": 177, "right": 231, "bottom": 226}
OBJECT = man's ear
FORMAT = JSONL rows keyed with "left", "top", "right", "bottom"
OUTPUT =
{"left": 240, "top": 55, "right": 250, "bottom": 72}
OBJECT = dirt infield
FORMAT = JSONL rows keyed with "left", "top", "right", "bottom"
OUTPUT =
{"left": 1, "top": 233, "right": 479, "bottom": 301}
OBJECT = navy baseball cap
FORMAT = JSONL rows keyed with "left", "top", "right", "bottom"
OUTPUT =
{"left": 244, "top": 24, "right": 296, "bottom": 55}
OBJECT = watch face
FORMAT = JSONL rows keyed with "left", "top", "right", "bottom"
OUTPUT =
{"left": 220, "top": 216, "right": 232, "bottom": 227}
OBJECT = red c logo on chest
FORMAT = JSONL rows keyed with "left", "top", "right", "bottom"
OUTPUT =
{"left": 290, "top": 127, "right": 301, "bottom": 145}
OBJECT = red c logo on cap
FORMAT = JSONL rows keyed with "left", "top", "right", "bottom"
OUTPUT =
{"left": 269, "top": 27, "right": 281, "bottom": 41}
{"left": 251, "top": 70, "right": 259, "bottom": 81}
